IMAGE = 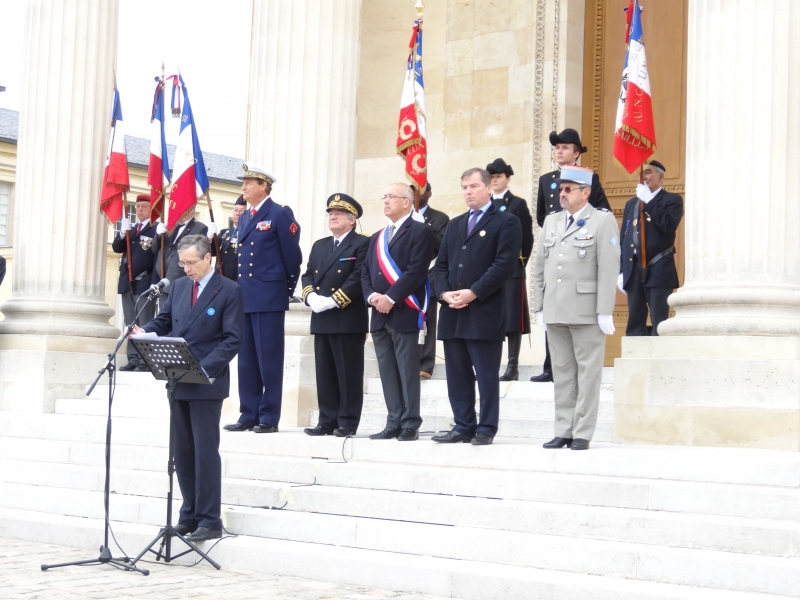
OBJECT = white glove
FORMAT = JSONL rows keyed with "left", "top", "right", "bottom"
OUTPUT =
{"left": 320, "top": 296, "right": 338, "bottom": 311}
{"left": 306, "top": 292, "right": 320, "bottom": 307}
{"left": 636, "top": 183, "right": 650, "bottom": 202}
{"left": 536, "top": 311, "right": 547, "bottom": 332}
{"left": 156, "top": 222, "right": 168, "bottom": 235}
{"left": 598, "top": 313, "right": 615, "bottom": 335}
{"left": 617, "top": 273, "right": 627, "bottom": 295}
{"left": 207, "top": 222, "right": 219, "bottom": 238}
{"left": 120, "top": 217, "right": 131, "bottom": 233}
{"left": 411, "top": 210, "right": 425, "bottom": 223}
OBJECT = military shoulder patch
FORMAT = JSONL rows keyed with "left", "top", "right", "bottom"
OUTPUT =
{"left": 359, "top": 232, "right": 370, "bottom": 237}
{"left": 289, "top": 222, "right": 299, "bottom": 236}
{"left": 599, "top": 207, "right": 610, "bottom": 212}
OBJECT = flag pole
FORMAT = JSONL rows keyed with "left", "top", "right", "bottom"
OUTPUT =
{"left": 205, "top": 191, "right": 224, "bottom": 275}
{"left": 414, "top": 0, "right": 424, "bottom": 212}
{"left": 159, "top": 63, "right": 167, "bottom": 279}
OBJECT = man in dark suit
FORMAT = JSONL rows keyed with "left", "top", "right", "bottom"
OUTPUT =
{"left": 215, "top": 196, "right": 246, "bottom": 281}
{"left": 132, "top": 235, "right": 243, "bottom": 542}
{"left": 619, "top": 160, "right": 683, "bottom": 336}
{"left": 223, "top": 164, "right": 303, "bottom": 434}
{"left": 361, "top": 183, "right": 433, "bottom": 441}
{"left": 417, "top": 182, "right": 449, "bottom": 379}
{"left": 152, "top": 204, "right": 208, "bottom": 297}
{"left": 300, "top": 194, "right": 370, "bottom": 437}
{"left": 532, "top": 128, "right": 610, "bottom": 383}
{"left": 486, "top": 158, "right": 534, "bottom": 381}
{"left": 432, "top": 168, "right": 522, "bottom": 446}
{"left": 112, "top": 195, "right": 158, "bottom": 372}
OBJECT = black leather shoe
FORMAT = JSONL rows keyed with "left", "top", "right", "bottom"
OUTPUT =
{"left": 543, "top": 437, "right": 573, "bottom": 449}
{"left": 499, "top": 367, "right": 519, "bottom": 381}
{"left": 185, "top": 527, "right": 222, "bottom": 542}
{"left": 119, "top": 362, "right": 138, "bottom": 372}
{"left": 397, "top": 428, "right": 419, "bottom": 441}
{"left": 223, "top": 422, "right": 255, "bottom": 432}
{"left": 333, "top": 427, "right": 355, "bottom": 437}
{"left": 169, "top": 523, "right": 196, "bottom": 537}
{"left": 470, "top": 432, "right": 493, "bottom": 445}
{"left": 530, "top": 371, "right": 554, "bottom": 383}
{"left": 571, "top": 438, "right": 590, "bottom": 451}
{"left": 369, "top": 427, "right": 402, "bottom": 440}
{"left": 431, "top": 430, "right": 472, "bottom": 443}
{"left": 304, "top": 425, "right": 335, "bottom": 436}
{"left": 254, "top": 423, "right": 279, "bottom": 433}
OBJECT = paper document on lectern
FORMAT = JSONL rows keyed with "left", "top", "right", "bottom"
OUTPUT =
{"left": 130, "top": 332, "right": 186, "bottom": 343}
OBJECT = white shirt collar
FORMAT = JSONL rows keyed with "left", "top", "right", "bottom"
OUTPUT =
{"left": 492, "top": 188, "right": 508, "bottom": 199}
{"left": 471, "top": 199, "right": 492, "bottom": 215}
{"left": 137, "top": 218, "right": 150, "bottom": 227}
{"left": 333, "top": 229, "right": 351, "bottom": 244}
{"left": 250, "top": 196, "right": 270, "bottom": 214}
{"left": 418, "top": 204, "right": 428, "bottom": 215}
{"left": 390, "top": 210, "right": 413, "bottom": 228}
{"left": 567, "top": 203, "right": 590, "bottom": 222}
{"left": 644, "top": 187, "right": 662, "bottom": 203}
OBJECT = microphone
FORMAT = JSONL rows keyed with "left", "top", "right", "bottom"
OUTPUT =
{"left": 140, "top": 278, "right": 170, "bottom": 296}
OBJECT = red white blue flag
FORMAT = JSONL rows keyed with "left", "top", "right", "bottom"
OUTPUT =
{"left": 99, "top": 88, "right": 130, "bottom": 224}
{"left": 396, "top": 19, "right": 427, "bottom": 192}
{"left": 613, "top": 0, "right": 656, "bottom": 173}
{"left": 147, "top": 78, "right": 170, "bottom": 222}
{"left": 167, "top": 75, "right": 209, "bottom": 232}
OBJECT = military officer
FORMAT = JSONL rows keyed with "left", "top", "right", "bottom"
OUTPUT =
{"left": 486, "top": 158, "right": 534, "bottom": 381}
{"left": 223, "top": 163, "right": 303, "bottom": 434}
{"left": 416, "top": 182, "right": 450, "bottom": 380}
{"left": 216, "top": 196, "right": 246, "bottom": 281}
{"left": 532, "top": 128, "right": 610, "bottom": 383}
{"left": 533, "top": 166, "right": 619, "bottom": 451}
{"left": 619, "top": 160, "right": 683, "bottom": 336}
{"left": 112, "top": 194, "right": 157, "bottom": 372}
{"left": 301, "top": 194, "right": 370, "bottom": 437}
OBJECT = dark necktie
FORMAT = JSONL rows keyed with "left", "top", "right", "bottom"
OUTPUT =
{"left": 232, "top": 227, "right": 237, "bottom": 238}
{"left": 334, "top": 239, "right": 340, "bottom": 248}
{"left": 567, "top": 215, "right": 574, "bottom": 230}
{"left": 191, "top": 281, "right": 199, "bottom": 307}
{"left": 467, "top": 210, "right": 480, "bottom": 236}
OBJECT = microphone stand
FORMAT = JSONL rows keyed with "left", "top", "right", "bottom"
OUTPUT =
{"left": 41, "top": 288, "right": 163, "bottom": 575}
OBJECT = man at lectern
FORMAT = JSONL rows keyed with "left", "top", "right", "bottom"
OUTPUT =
{"left": 132, "top": 234, "right": 243, "bottom": 542}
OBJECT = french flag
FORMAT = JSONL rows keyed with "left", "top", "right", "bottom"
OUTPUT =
{"left": 99, "top": 88, "right": 130, "bottom": 224}
{"left": 166, "top": 75, "right": 209, "bottom": 232}
{"left": 396, "top": 19, "right": 427, "bottom": 192}
{"left": 613, "top": 0, "right": 656, "bottom": 173}
{"left": 147, "top": 78, "right": 170, "bottom": 222}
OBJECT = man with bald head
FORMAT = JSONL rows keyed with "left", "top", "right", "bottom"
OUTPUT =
{"left": 361, "top": 183, "right": 433, "bottom": 441}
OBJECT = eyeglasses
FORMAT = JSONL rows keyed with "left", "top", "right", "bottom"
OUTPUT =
{"left": 558, "top": 185, "right": 588, "bottom": 194}
{"left": 381, "top": 194, "right": 406, "bottom": 201}
{"left": 178, "top": 258, "right": 206, "bottom": 268}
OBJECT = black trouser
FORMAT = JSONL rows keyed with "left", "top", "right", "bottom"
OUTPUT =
{"left": 543, "top": 333, "right": 552, "bottom": 373}
{"left": 314, "top": 333, "right": 366, "bottom": 432}
{"left": 624, "top": 261, "right": 673, "bottom": 336}
{"left": 419, "top": 296, "right": 438, "bottom": 375}
{"left": 172, "top": 399, "right": 223, "bottom": 531}
{"left": 120, "top": 289, "right": 156, "bottom": 366}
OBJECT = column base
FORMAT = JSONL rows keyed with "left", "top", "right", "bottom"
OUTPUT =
{"left": 0, "top": 334, "right": 118, "bottom": 413}
{"left": 614, "top": 336, "right": 800, "bottom": 451}
{"left": 279, "top": 304, "right": 317, "bottom": 428}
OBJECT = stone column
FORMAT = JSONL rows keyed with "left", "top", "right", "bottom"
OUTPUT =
{"left": 246, "top": 0, "right": 363, "bottom": 258}
{"left": 0, "top": 0, "right": 119, "bottom": 412}
{"left": 614, "top": 0, "right": 800, "bottom": 450}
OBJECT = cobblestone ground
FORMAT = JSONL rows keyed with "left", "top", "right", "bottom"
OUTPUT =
{"left": 0, "top": 538, "right": 447, "bottom": 600}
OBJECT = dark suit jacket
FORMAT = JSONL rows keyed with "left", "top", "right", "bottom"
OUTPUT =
{"left": 422, "top": 204, "right": 450, "bottom": 296}
{"left": 361, "top": 216, "right": 434, "bottom": 334}
{"left": 214, "top": 227, "right": 239, "bottom": 281}
{"left": 620, "top": 189, "right": 683, "bottom": 289}
{"left": 236, "top": 198, "right": 303, "bottom": 313}
{"left": 152, "top": 218, "right": 208, "bottom": 293}
{"left": 143, "top": 272, "right": 243, "bottom": 400}
{"left": 434, "top": 203, "right": 522, "bottom": 341}
{"left": 301, "top": 230, "right": 370, "bottom": 335}
{"left": 492, "top": 190, "right": 533, "bottom": 276}
{"left": 536, "top": 169, "right": 610, "bottom": 227}
{"left": 111, "top": 221, "right": 157, "bottom": 295}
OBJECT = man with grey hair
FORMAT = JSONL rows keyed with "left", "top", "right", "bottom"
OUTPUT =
{"left": 618, "top": 159, "right": 683, "bottom": 335}
{"left": 432, "top": 168, "right": 521, "bottom": 445}
{"left": 132, "top": 233, "right": 243, "bottom": 541}
{"left": 361, "top": 182, "right": 433, "bottom": 441}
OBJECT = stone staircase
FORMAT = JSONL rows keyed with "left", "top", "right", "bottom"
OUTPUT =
{"left": 0, "top": 372, "right": 799, "bottom": 599}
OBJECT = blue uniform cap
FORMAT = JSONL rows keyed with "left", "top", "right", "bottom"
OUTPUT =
{"left": 556, "top": 165, "right": 593, "bottom": 187}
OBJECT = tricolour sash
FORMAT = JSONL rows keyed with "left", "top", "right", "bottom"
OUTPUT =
{"left": 376, "top": 225, "right": 430, "bottom": 331}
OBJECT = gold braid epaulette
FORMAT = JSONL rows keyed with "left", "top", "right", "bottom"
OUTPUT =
{"left": 301, "top": 285, "right": 314, "bottom": 303}
{"left": 332, "top": 289, "right": 351, "bottom": 308}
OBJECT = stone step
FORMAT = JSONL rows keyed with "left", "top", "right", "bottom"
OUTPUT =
{"left": 0, "top": 507, "right": 776, "bottom": 600}
{"left": 5, "top": 436, "right": 800, "bottom": 524}
{"left": 0, "top": 506, "right": 794, "bottom": 599}
{"left": 2, "top": 460, "right": 798, "bottom": 562}
{"left": 309, "top": 409, "right": 616, "bottom": 441}
{"left": 2, "top": 416, "right": 799, "bottom": 489}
